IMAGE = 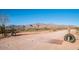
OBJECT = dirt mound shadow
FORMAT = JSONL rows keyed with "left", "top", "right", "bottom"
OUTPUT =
{"left": 48, "top": 39, "right": 63, "bottom": 45}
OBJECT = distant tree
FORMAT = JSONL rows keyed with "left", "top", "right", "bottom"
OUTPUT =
{"left": 22, "top": 25, "right": 25, "bottom": 31}
{"left": 30, "top": 25, "right": 33, "bottom": 28}
{"left": 0, "top": 15, "right": 8, "bottom": 26}
{"left": 0, "top": 26, "right": 1, "bottom": 34}
{"left": 10, "top": 25, "right": 16, "bottom": 36}
{"left": 37, "top": 24, "right": 39, "bottom": 28}
{"left": 0, "top": 15, "right": 9, "bottom": 37}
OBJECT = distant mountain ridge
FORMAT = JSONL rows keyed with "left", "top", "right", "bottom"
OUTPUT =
{"left": 4, "top": 23, "right": 78, "bottom": 31}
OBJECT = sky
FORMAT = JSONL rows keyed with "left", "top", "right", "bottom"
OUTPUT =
{"left": 0, "top": 9, "right": 79, "bottom": 26}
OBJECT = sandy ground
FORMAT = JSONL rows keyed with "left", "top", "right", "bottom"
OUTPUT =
{"left": 0, "top": 29, "right": 79, "bottom": 50}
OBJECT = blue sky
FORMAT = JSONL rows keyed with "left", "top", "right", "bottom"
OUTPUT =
{"left": 0, "top": 9, "right": 79, "bottom": 26}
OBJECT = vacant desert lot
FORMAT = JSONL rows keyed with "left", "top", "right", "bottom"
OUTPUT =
{"left": 0, "top": 29, "right": 79, "bottom": 50}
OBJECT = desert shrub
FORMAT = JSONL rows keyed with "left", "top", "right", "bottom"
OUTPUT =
{"left": 75, "top": 27, "right": 79, "bottom": 35}
{"left": 0, "top": 15, "right": 9, "bottom": 37}
{"left": 26, "top": 28, "right": 36, "bottom": 32}
{"left": 0, "top": 25, "right": 8, "bottom": 37}
{"left": 0, "top": 26, "right": 1, "bottom": 34}
{"left": 42, "top": 27, "right": 50, "bottom": 30}
{"left": 25, "top": 27, "right": 51, "bottom": 32}
{"left": 25, "top": 27, "right": 67, "bottom": 32}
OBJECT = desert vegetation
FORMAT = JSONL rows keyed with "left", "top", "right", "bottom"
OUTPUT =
{"left": 0, "top": 15, "right": 17, "bottom": 38}
{"left": 0, "top": 15, "right": 9, "bottom": 37}
{"left": 75, "top": 27, "right": 79, "bottom": 35}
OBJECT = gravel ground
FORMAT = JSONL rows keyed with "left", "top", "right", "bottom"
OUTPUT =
{"left": 0, "top": 29, "right": 79, "bottom": 50}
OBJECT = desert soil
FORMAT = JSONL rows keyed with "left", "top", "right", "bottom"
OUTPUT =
{"left": 0, "top": 29, "right": 79, "bottom": 50}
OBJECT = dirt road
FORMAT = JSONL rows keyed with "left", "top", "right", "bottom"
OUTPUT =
{"left": 0, "top": 29, "right": 79, "bottom": 50}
